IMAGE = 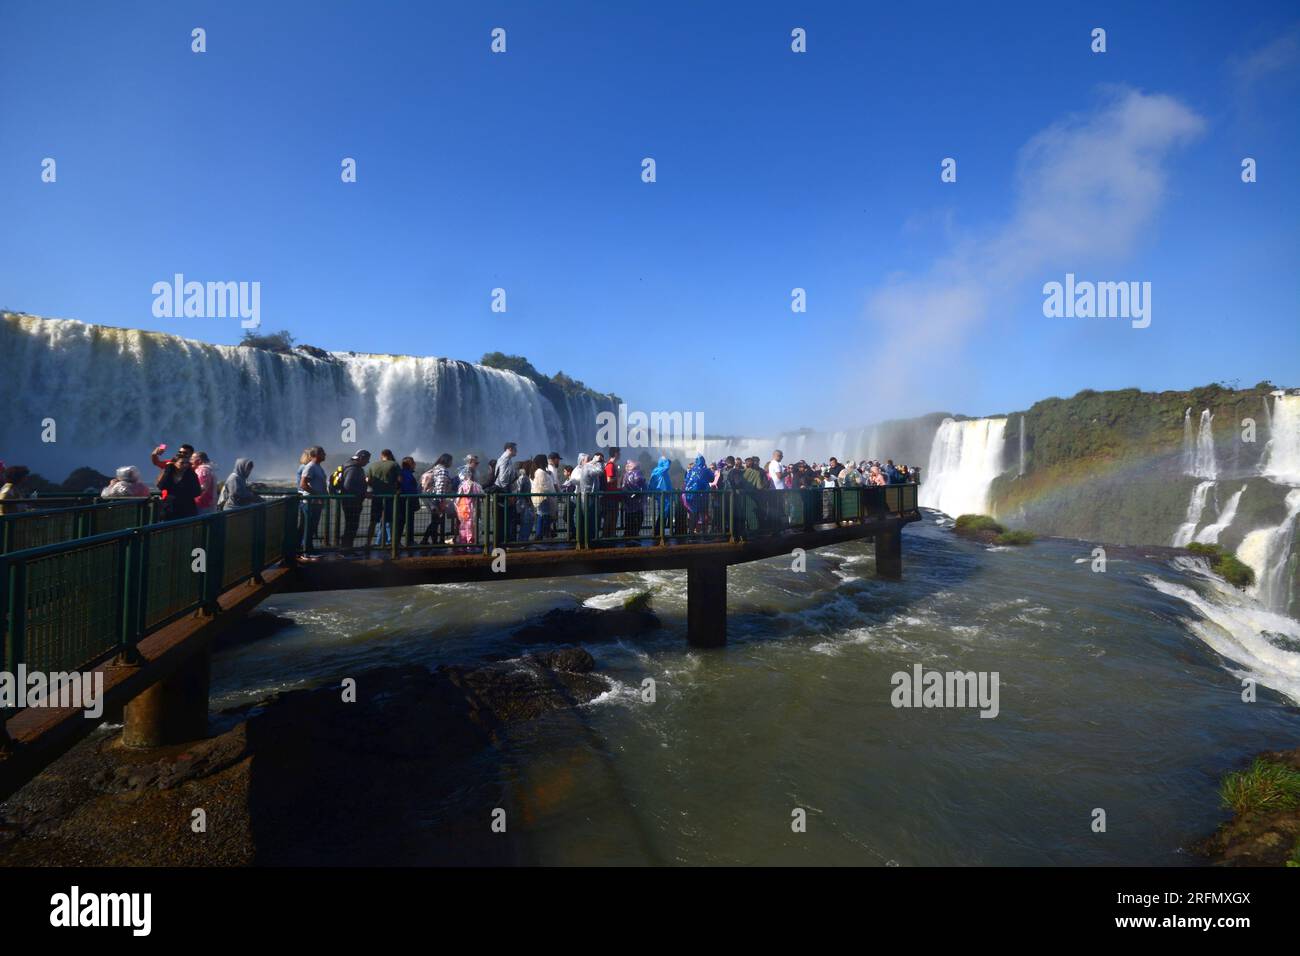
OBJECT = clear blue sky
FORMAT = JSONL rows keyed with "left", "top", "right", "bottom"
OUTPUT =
{"left": 1, "top": 0, "right": 1297, "bottom": 436}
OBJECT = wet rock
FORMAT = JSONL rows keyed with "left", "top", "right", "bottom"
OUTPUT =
{"left": 512, "top": 603, "right": 660, "bottom": 644}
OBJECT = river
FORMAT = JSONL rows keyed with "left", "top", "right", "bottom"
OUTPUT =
{"left": 209, "top": 513, "right": 1300, "bottom": 865}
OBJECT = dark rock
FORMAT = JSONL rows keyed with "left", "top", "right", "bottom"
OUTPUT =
{"left": 512, "top": 603, "right": 660, "bottom": 644}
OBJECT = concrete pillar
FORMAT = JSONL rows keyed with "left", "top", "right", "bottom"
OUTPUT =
{"left": 875, "top": 528, "right": 903, "bottom": 578}
{"left": 121, "top": 649, "right": 211, "bottom": 749}
{"left": 687, "top": 561, "right": 727, "bottom": 647}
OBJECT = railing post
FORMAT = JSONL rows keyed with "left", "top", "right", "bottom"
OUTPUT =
{"left": 252, "top": 504, "right": 266, "bottom": 583}
{"left": 391, "top": 492, "right": 399, "bottom": 560}
{"left": 202, "top": 514, "right": 226, "bottom": 615}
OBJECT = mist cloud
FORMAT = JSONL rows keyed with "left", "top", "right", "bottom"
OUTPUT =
{"left": 865, "top": 88, "right": 1205, "bottom": 397}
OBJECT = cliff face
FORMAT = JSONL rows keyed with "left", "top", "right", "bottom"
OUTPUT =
{"left": 979, "top": 383, "right": 1299, "bottom": 616}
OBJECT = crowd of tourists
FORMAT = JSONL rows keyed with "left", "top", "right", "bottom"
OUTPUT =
{"left": 0, "top": 444, "right": 918, "bottom": 556}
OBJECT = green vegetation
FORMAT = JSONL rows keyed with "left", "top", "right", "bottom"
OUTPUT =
{"left": 1219, "top": 758, "right": 1300, "bottom": 815}
{"left": 1186, "top": 543, "right": 1256, "bottom": 589}
{"left": 481, "top": 352, "right": 621, "bottom": 408}
{"left": 1289, "top": 838, "right": 1300, "bottom": 868}
{"left": 993, "top": 530, "right": 1035, "bottom": 546}
{"left": 953, "top": 514, "right": 1005, "bottom": 535}
{"left": 240, "top": 329, "right": 296, "bottom": 352}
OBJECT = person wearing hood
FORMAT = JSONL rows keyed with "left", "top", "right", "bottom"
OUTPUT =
{"left": 682, "top": 454, "right": 714, "bottom": 534}
{"left": 192, "top": 452, "right": 217, "bottom": 514}
{"left": 217, "top": 458, "right": 260, "bottom": 511}
{"left": 621, "top": 458, "right": 647, "bottom": 540}
{"left": 101, "top": 466, "right": 150, "bottom": 499}
{"left": 648, "top": 456, "right": 674, "bottom": 537}
{"left": 338, "top": 450, "right": 371, "bottom": 554}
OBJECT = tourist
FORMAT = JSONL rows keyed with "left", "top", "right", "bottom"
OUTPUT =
{"left": 455, "top": 457, "right": 483, "bottom": 547}
{"left": 492, "top": 441, "right": 520, "bottom": 540}
{"left": 397, "top": 456, "right": 419, "bottom": 549}
{"left": 338, "top": 450, "right": 370, "bottom": 554}
{"left": 366, "top": 449, "right": 400, "bottom": 549}
{"left": 420, "top": 453, "right": 455, "bottom": 546}
{"left": 192, "top": 451, "right": 217, "bottom": 514}
{"left": 648, "top": 455, "right": 673, "bottom": 536}
{"left": 296, "top": 446, "right": 327, "bottom": 556}
{"left": 622, "top": 458, "right": 646, "bottom": 539}
{"left": 513, "top": 456, "right": 535, "bottom": 542}
{"left": 157, "top": 452, "right": 201, "bottom": 520}
{"left": 767, "top": 449, "right": 786, "bottom": 490}
{"left": 216, "top": 458, "right": 260, "bottom": 511}
{"left": 602, "top": 447, "right": 621, "bottom": 539}
{"left": 101, "top": 466, "right": 150, "bottom": 499}
{"left": 0, "top": 465, "right": 30, "bottom": 515}
{"left": 530, "top": 453, "right": 556, "bottom": 540}
{"left": 683, "top": 454, "right": 714, "bottom": 534}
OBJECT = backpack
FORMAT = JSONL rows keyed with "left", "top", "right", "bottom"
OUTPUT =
{"left": 329, "top": 464, "right": 346, "bottom": 493}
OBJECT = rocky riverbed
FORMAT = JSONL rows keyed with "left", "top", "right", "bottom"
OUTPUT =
{"left": 0, "top": 644, "right": 610, "bottom": 866}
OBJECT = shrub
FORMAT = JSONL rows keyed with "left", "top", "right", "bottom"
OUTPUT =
{"left": 1219, "top": 758, "right": 1300, "bottom": 815}
{"left": 993, "top": 530, "right": 1035, "bottom": 546}
{"left": 954, "top": 514, "right": 1005, "bottom": 535}
{"left": 1216, "top": 554, "right": 1256, "bottom": 589}
{"left": 1184, "top": 542, "right": 1256, "bottom": 588}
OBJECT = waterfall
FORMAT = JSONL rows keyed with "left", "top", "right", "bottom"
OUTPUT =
{"left": 1262, "top": 394, "right": 1300, "bottom": 483}
{"left": 1237, "top": 489, "right": 1300, "bottom": 612}
{"left": 1017, "top": 415, "right": 1026, "bottom": 477}
{"left": 0, "top": 314, "right": 616, "bottom": 479}
{"left": 919, "top": 417, "right": 1008, "bottom": 517}
{"left": 1193, "top": 485, "right": 1245, "bottom": 545}
{"left": 1172, "top": 481, "right": 1215, "bottom": 547}
{"left": 1191, "top": 409, "right": 1217, "bottom": 479}
{"left": 1181, "top": 407, "right": 1194, "bottom": 473}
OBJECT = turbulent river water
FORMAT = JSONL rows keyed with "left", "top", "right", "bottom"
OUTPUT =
{"left": 210, "top": 514, "right": 1300, "bottom": 865}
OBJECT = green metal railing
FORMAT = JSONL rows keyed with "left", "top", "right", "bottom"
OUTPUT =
{"left": 1, "top": 498, "right": 295, "bottom": 692}
{"left": 283, "top": 483, "right": 918, "bottom": 555}
{"left": 1, "top": 483, "right": 918, "bottom": 721}
{"left": 0, "top": 497, "right": 160, "bottom": 556}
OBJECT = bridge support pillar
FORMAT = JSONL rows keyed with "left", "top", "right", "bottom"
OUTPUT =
{"left": 121, "top": 649, "right": 211, "bottom": 749}
{"left": 875, "top": 528, "right": 903, "bottom": 578}
{"left": 687, "top": 561, "right": 727, "bottom": 647}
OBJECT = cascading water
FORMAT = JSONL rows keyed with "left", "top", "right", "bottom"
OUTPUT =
{"left": 1191, "top": 409, "right": 1217, "bottom": 479}
{"left": 1193, "top": 485, "right": 1245, "bottom": 545}
{"left": 1172, "top": 481, "right": 1215, "bottom": 548}
{"left": 1237, "top": 489, "right": 1300, "bottom": 613}
{"left": 0, "top": 314, "right": 616, "bottom": 479}
{"left": 1171, "top": 409, "right": 1219, "bottom": 546}
{"left": 1262, "top": 394, "right": 1300, "bottom": 484}
{"left": 919, "top": 417, "right": 1008, "bottom": 518}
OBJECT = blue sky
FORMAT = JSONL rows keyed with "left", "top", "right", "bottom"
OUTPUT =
{"left": 1, "top": 0, "right": 1297, "bottom": 436}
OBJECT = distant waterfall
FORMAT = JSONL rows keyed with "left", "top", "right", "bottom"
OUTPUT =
{"left": 1262, "top": 395, "right": 1300, "bottom": 483}
{"left": 1190, "top": 410, "right": 1217, "bottom": 479}
{"left": 1172, "top": 481, "right": 1215, "bottom": 547}
{"left": 0, "top": 314, "right": 616, "bottom": 479}
{"left": 1237, "top": 489, "right": 1300, "bottom": 612}
{"left": 1193, "top": 485, "right": 1245, "bottom": 545}
{"left": 1172, "top": 409, "right": 1219, "bottom": 547}
{"left": 920, "top": 417, "right": 1008, "bottom": 518}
